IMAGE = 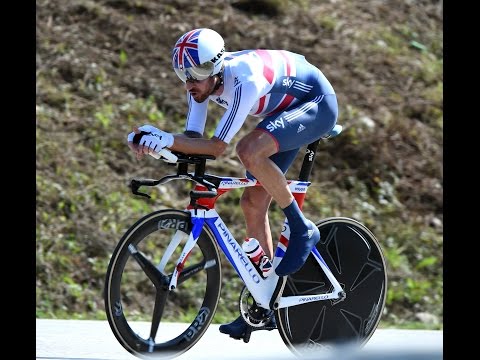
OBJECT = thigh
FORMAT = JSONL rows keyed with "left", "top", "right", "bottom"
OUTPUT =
{"left": 256, "top": 94, "right": 338, "bottom": 152}
{"left": 241, "top": 186, "right": 272, "bottom": 209}
{"left": 245, "top": 148, "right": 299, "bottom": 179}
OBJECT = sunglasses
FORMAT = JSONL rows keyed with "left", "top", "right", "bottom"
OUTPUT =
{"left": 174, "top": 61, "right": 215, "bottom": 83}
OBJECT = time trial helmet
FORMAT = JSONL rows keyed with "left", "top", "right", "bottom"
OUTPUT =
{"left": 172, "top": 28, "right": 225, "bottom": 82}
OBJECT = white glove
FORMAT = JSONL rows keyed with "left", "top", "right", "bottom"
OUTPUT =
{"left": 127, "top": 124, "right": 174, "bottom": 152}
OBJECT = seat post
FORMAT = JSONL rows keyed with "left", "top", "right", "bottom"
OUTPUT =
{"left": 298, "top": 139, "right": 320, "bottom": 182}
{"left": 298, "top": 125, "right": 343, "bottom": 182}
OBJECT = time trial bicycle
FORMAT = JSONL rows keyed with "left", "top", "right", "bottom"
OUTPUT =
{"left": 104, "top": 124, "right": 388, "bottom": 359}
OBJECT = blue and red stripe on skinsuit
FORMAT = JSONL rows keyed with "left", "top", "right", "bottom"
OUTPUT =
{"left": 266, "top": 51, "right": 295, "bottom": 115}
{"left": 254, "top": 50, "right": 295, "bottom": 116}
{"left": 253, "top": 49, "right": 274, "bottom": 115}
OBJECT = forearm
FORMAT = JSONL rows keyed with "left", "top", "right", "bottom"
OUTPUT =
{"left": 170, "top": 134, "right": 227, "bottom": 157}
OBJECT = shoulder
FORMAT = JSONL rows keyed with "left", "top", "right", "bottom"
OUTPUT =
{"left": 224, "top": 50, "right": 263, "bottom": 83}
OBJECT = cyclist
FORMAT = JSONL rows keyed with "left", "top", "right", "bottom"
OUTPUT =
{"left": 127, "top": 28, "right": 338, "bottom": 340}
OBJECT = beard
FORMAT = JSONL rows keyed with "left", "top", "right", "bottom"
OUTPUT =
{"left": 191, "top": 77, "right": 218, "bottom": 103}
{"left": 192, "top": 92, "right": 210, "bottom": 103}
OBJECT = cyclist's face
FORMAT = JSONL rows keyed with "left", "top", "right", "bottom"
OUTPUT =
{"left": 185, "top": 77, "right": 216, "bottom": 103}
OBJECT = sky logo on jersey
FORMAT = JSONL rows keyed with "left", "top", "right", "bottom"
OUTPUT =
{"left": 282, "top": 77, "right": 294, "bottom": 88}
{"left": 266, "top": 118, "right": 285, "bottom": 132}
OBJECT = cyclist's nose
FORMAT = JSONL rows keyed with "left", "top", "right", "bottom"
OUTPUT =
{"left": 185, "top": 82, "right": 195, "bottom": 91}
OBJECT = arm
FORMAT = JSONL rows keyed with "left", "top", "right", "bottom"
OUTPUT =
{"left": 129, "top": 81, "right": 259, "bottom": 158}
{"left": 128, "top": 94, "right": 222, "bottom": 158}
{"left": 169, "top": 93, "right": 228, "bottom": 156}
{"left": 170, "top": 134, "right": 227, "bottom": 158}
{"left": 173, "top": 129, "right": 227, "bottom": 157}
{"left": 185, "top": 93, "right": 208, "bottom": 135}
{"left": 171, "top": 80, "right": 261, "bottom": 157}
{"left": 213, "top": 80, "right": 261, "bottom": 143}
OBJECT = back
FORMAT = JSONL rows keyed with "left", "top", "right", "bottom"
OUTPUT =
{"left": 223, "top": 49, "right": 335, "bottom": 116}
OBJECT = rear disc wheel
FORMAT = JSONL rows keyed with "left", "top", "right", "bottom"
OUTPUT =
{"left": 275, "top": 217, "right": 387, "bottom": 356}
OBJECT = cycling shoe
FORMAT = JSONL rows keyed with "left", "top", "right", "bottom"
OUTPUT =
{"left": 275, "top": 219, "right": 320, "bottom": 276}
{"left": 219, "top": 313, "right": 277, "bottom": 343}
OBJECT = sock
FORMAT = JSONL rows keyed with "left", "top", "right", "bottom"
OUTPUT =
{"left": 282, "top": 199, "right": 308, "bottom": 233}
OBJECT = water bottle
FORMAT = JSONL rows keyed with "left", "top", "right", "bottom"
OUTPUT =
{"left": 242, "top": 238, "right": 273, "bottom": 278}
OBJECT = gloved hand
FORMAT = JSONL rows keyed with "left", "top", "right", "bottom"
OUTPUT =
{"left": 127, "top": 124, "right": 174, "bottom": 158}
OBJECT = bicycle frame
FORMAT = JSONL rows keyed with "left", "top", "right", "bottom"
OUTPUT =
{"left": 159, "top": 177, "right": 345, "bottom": 311}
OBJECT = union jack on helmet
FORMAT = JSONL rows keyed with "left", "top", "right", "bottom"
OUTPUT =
{"left": 172, "top": 28, "right": 225, "bottom": 82}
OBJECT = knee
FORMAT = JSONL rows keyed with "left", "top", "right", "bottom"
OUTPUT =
{"left": 240, "top": 190, "right": 256, "bottom": 213}
{"left": 240, "top": 189, "right": 270, "bottom": 215}
{"left": 236, "top": 138, "right": 255, "bottom": 167}
{"left": 237, "top": 137, "right": 267, "bottom": 170}
{"left": 237, "top": 132, "right": 277, "bottom": 169}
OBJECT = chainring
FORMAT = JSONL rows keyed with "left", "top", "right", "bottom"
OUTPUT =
{"left": 238, "top": 285, "right": 272, "bottom": 328}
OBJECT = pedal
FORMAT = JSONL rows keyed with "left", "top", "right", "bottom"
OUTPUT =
{"left": 242, "top": 327, "right": 252, "bottom": 343}
{"left": 228, "top": 327, "right": 252, "bottom": 343}
{"left": 263, "top": 324, "right": 277, "bottom": 331}
{"left": 227, "top": 319, "right": 276, "bottom": 343}
{"left": 226, "top": 326, "right": 252, "bottom": 343}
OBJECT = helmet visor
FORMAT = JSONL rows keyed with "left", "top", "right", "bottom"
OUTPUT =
{"left": 174, "top": 61, "right": 215, "bottom": 82}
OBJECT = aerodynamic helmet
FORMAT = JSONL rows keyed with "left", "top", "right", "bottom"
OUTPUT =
{"left": 172, "top": 28, "right": 225, "bottom": 82}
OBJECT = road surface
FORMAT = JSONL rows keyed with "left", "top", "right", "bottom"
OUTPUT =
{"left": 36, "top": 319, "right": 443, "bottom": 360}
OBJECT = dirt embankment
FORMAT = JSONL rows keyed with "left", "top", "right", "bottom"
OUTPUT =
{"left": 36, "top": 0, "right": 443, "bottom": 327}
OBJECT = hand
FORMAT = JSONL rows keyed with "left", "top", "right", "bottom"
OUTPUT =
{"left": 127, "top": 124, "right": 174, "bottom": 160}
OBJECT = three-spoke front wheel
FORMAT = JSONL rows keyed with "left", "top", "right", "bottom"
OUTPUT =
{"left": 104, "top": 210, "right": 222, "bottom": 359}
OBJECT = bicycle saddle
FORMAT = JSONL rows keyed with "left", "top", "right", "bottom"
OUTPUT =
{"left": 322, "top": 124, "right": 343, "bottom": 139}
